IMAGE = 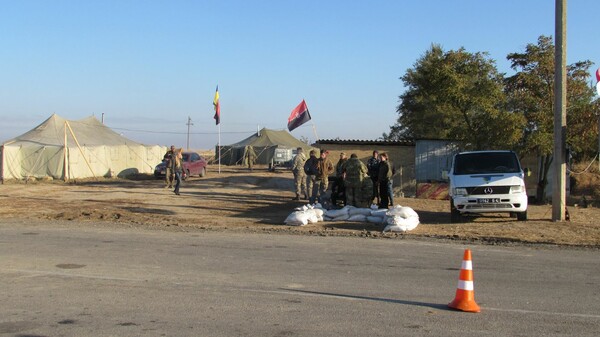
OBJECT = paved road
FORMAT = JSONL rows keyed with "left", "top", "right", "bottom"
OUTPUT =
{"left": 1, "top": 220, "right": 599, "bottom": 336}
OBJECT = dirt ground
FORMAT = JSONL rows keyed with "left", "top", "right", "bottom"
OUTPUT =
{"left": 1, "top": 166, "right": 599, "bottom": 248}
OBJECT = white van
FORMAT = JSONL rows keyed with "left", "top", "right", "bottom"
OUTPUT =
{"left": 448, "top": 151, "right": 528, "bottom": 222}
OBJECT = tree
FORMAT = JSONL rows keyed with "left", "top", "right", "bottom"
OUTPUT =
{"left": 386, "top": 44, "right": 524, "bottom": 149}
{"left": 505, "top": 35, "right": 599, "bottom": 201}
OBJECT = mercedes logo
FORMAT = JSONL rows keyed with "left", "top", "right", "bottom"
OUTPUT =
{"left": 484, "top": 187, "right": 493, "bottom": 194}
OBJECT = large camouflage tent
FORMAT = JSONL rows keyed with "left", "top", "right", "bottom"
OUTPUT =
{"left": 1, "top": 114, "right": 166, "bottom": 181}
{"left": 217, "top": 128, "right": 316, "bottom": 167}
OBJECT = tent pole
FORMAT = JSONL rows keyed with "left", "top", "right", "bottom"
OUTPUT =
{"left": 65, "top": 121, "right": 97, "bottom": 180}
{"left": 64, "top": 122, "right": 68, "bottom": 182}
{"left": 0, "top": 145, "right": 4, "bottom": 184}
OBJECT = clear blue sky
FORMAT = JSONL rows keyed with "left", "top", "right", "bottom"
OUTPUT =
{"left": 1, "top": 0, "right": 598, "bottom": 150}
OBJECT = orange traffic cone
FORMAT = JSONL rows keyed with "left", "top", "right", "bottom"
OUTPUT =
{"left": 448, "top": 249, "right": 481, "bottom": 313}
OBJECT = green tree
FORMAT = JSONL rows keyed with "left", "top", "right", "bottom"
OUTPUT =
{"left": 505, "top": 35, "right": 599, "bottom": 201}
{"left": 386, "top": 44, "right": 524, "bottom": 149}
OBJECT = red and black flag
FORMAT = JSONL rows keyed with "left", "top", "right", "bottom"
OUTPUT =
{"left": 287, "top": 99, "right": 311, "bottom": 132}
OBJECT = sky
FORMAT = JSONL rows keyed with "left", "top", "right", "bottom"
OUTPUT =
{"left": 1, "top": 0, "right": 599, "bottom": 150}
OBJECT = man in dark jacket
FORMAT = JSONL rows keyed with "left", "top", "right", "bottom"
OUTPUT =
{"left": 367, "top": 150, "right": 380, "bottom": 205}
{"left": 163, "top": 145, "right": 175, "bottom": 188}
{"left": 377, "top": 152, "right": 394, "bottom": 209}
{"left": 304, "top": 150, "right": 319, "bottom": 203}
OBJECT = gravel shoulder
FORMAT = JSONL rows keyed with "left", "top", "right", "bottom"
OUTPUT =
{"left": 1, "top": 167, "right": 599, "bottom": 249}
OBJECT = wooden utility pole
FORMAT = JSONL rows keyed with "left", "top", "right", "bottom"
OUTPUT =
{"left": 552, "top": 0, "right": 567, "bottom": 221}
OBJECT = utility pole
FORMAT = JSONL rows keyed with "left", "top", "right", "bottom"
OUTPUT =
{"left": 552, "top": 0, "right": 567, "bottom": 221}
{"left": 186, "top": 116, "right": 193, "bottom": 150}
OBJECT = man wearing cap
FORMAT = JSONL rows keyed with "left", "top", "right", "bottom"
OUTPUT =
{"left": 291, "top": 147, "right": 307, "bottom": 200}
{"left": 311, "top": 149, "right": 334, "bottom": 204}
{"left": 163, "top": 145, "right": 175, "bottom": 188}
{"left": 304, "top": 150, "right": 319, "bottom": 202}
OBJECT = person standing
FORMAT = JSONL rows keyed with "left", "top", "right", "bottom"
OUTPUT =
{"left": 163, "top": 145, "right": 175, "bottom": 188}
{"left": 367, "top": 150, "right": 380, "bottom": 205}
{"left": 304, "top": 150, "right": 319, "bottom": 203}
{"left": 312, "top": 149, "right": 334, "bottom": 204}
{"left": 172, "top": 148, "right": 183, "bottom": 195}
{"left": 291, "top": 147, "right": 307, "bottom": 200}
{"left": 342, "top": 153, "right": 367, "bottom": 207}
{"left": 244, "top": 145, "right": 257, "bottom": 171}
{"left": 331, "top": 152, "right": 348, "bottom": 206}
{"left": 377, "top": 152, "right": 394, "bottom": 208}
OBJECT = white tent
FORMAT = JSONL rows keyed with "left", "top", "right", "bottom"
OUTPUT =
{"left": 1, "top": 114, "right": 166, "bottom": 181}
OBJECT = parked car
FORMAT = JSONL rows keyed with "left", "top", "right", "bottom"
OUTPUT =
{"left": 447, "top": 150, "right": 529, "bottom": 223}
{"left": 154, "top": 152, "right": 208, "bottom": 180}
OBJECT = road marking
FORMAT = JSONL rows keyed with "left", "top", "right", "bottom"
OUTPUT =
{"left": 4, "top": 268, "right": 145, "bottom": 282}
{"left": 247, "top": 288, "right": 600, "bottom": 319}
{"left": 484, "top": 307, "right": 600, "bottom": 319}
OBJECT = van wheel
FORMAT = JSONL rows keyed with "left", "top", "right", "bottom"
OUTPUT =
{"left": 517, "top": 210, "right": 527, "bottom": 221}
{"left": 450, "top": 200, "right": 462, "bottom": 223}
{"left": 200, "top": 167, "right": 206, "bottom": 178}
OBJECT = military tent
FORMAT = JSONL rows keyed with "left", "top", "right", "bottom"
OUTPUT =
{"left": 218, "top": 128, "right": 316, "bottom": 167}
{"left": 1, "top": 114, "right": 166, "bottom": 181}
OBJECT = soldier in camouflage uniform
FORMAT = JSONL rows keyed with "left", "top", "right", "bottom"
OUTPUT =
{"left": 342, "top": 153, "right": 368, "bottom": 206}
{"left": 291, "top": 147, "right": 307, "bottom": 200}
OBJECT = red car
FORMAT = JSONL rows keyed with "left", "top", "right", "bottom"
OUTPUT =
{"left": 154, "top": 152, "right": 208, "bottom": 179}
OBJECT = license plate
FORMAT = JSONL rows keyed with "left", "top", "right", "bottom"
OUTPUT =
{"left": 478, "top": 198, "right": 500, "bottom": 203}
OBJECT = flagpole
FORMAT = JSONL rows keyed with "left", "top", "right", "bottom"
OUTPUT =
{"left": 218, "top": 123, "right": 221, "bottom": 174}
{"left": 311, "top": 122, "right": 319, "bottom": 143}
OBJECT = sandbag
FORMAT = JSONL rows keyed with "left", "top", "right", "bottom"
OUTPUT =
{"left": 332, "top": 214, "right": 350, "bottom": 221}
{"left": 367, "top": 216, "right": 385, "bottom": 224}
{"left": 284, "top": 211, "right": 311, "bottom": 226}
{"left": 387, "top": 206, "right": 418, "bottom": 219}
{"left": 348, "top": 208, "right": 373, "bottom": 216}
{"left": 370, "top": 209, "right": 387, "bottom": 218}
{"left": 347, "top": 214, "right": 367, "bottom": 222}
{"left": 325, "top": 206, "right": 352, "bottom": 218}
{"left": 383, "top": 216, "right": 420, "bottom": 232}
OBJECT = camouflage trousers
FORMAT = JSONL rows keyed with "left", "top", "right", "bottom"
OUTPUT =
{"left": 309, "top": 177, "right": 329, "bottom": 204}
{"left": 165, "top": 167, "right": 173, "bottom": 187}
{"left": 293, "top": 169, "right": 306, "bottom": 197}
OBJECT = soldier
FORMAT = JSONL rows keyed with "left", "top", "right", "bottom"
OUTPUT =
{"left": 244, "top": 145, "right": 257, "bottom": 171}
{"left": 312, "top": 149, "right": 334, "bottom": 204}
{"left": 367, "top": 150, "right": 380, "bottom": 205}
{"left": 172, "top": 148, "right": 183, "bottom": 195}
{"left": 291, "top": 147, "right": 307, "bottom": 200}
{"left": 377, "top": 152, "right": 394, "bottom": 208}
{"left": 342, "top": 154, "right": 368, "bottom": 206}
{"left": 331, "top": 152, "right": 348, "bottom": 206}
{"left": 163, "top": 145, "right": 175, "bottom": 188}
{"left": 304, "top": 150, "right": 319, "bottom": 203}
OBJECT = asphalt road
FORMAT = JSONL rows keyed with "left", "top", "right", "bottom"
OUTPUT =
{"left": 1, "top": 220, "right": 599, "bottom": 337}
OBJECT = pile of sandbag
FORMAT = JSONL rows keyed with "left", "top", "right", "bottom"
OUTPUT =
{"left": 322, "top": 205, "right": 387, "bottom": 224}
{"left": 383, "top": 205, "right": 420, "bottom": 232}
{"left": 283, "top": 204, "right": 325, "bottom": 226}
{"left": 283, "top": 204, "right": 420, "bottom": 232}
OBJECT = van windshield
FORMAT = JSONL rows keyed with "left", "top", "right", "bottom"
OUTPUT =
{"left": 453, "top": 152, "right": 521, "bottom": 175}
